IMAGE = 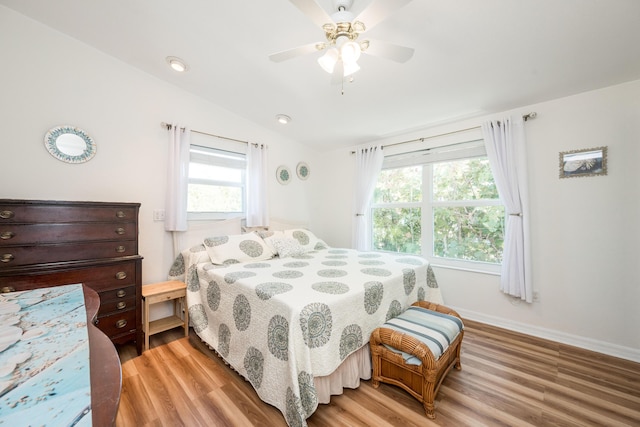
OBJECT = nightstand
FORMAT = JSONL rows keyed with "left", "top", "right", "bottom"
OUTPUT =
{"left": 141, "top": 280, "right": 188, "bottom": 351}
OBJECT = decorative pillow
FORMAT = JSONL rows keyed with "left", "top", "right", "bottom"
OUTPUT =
{"left": 283, "top": 228, "right": 325, "bottom": 252}
{"left": 270, "top": 237, "right": 307, "bottom": 258}
{"left": 258, "top": 230, "right": 285, "bottom": 255}
{"left": 203, "top": 233, "right": 273, "bottom": 265}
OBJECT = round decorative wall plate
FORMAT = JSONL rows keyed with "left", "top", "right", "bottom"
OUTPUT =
{"left": 296, "top": 162, "right": 310, "bottom": 180}
{"left": 276, "top": 165, "right": 291, "bottom": 185}
{"left": 44, "top": 125, "right": 96, "bottom": 164}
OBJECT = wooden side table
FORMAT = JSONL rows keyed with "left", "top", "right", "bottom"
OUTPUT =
{"left": 141, "top": 280, "right": 188, "bottom": 351}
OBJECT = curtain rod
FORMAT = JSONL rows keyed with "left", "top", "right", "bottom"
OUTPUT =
{"left": 161, "top": 122, "right": 250, "bottom": 145}
{"left": 351, "top": 112, "right": 537, "bottom": 154}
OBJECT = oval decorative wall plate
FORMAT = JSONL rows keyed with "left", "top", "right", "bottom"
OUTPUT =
{"left": 44, "top": 125, "right": 96, "bottom": 164}
{"left": 276, "top": 165, "right": 291, "bottom": 185}
{"left": 296, "top": 162, "right": 310, "bottom": 180}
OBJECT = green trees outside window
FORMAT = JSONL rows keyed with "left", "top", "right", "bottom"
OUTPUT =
{"left": 372, "top": 157, "right": 504, "bottom": 265}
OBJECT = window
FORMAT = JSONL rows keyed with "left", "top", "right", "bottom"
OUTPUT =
{"left": 371, "top": 139, "right": 504, "bottom": 272}
{"left": 187, "top": 145, "right": 246, "bottom": 220}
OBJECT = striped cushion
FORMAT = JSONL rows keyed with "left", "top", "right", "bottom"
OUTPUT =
{"left": 382, "top": 306, "right": 464, "bottom": 366}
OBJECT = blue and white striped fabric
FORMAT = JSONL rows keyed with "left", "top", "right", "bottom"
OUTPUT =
{"left": 382, "top": 306, "right": 464, "bottom": 365}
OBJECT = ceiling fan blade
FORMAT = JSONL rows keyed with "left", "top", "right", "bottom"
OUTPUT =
{"left": 354, "top": 0, "right": 413, "bottom": 32}
{"left": 269, "top": 42, "right": 321, "bottom": 62}
{"left": 363, "top": 39, "right": 414, "bottom": 63}
{"left": 288, "top": 0, "right": 333, "bottom": 29}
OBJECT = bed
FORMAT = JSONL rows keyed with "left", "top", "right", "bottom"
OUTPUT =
{"left": 167, "top": 218, "right": 443, "bottom": 427}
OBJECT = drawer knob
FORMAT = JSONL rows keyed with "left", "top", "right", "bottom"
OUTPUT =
{"left": 0, "top": 211, "right": 15, "bottom": 219}
{"left": 116, "top": 289, "right": 127, "bottom": 298}
{"left": 0, "top": 231, "right": 15, "bottom": 240}
{"left": 116, "top": 301, "right": 127, "bottom": 310}
{"left": 115, "top": 271, "right": 127, "bottom": 280}
{"left": 0, "top": 210, "right": 14, "bottom": 220}
{"left": 115, "top": 245, "right": 126, "bottom": 253}
{"left": 1, "top": 286, "right": 16, "bottom": 293}
{"left": 116, "top": 211, "right": 126, "bottom": 218}
{"left": 1, "top": 253, "right": 14, "bottom": 263}
{"left": 115, "top": 227, "right": 125, "bottom": 235}
{"left": 115, "top": 319, "right": 128, "bottom": 329}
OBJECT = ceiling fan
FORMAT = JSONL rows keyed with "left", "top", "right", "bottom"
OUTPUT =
{"left": 269, "top": 0, "right": 415, "bottom": 81}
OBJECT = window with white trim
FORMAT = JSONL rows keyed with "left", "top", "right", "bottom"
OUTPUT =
{"left": 187, "top": 144, "right": 246, "bottom": 220}
{"left": 371, "top": 139, "right": 504, "bottom": 272}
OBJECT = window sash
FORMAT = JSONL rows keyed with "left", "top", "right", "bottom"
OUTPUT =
{"left": 372, "top": 139, "right": 503, "bottom": 273}
{"left": 187, "top": 144, "right": 246, "bottom": 219}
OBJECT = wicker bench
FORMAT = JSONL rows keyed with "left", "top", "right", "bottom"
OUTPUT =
{"left": 370, "top": 301, "right": 464, "bottom": 419}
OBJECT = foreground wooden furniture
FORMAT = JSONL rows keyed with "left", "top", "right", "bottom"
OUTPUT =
{"left": 0, "top": 199, "right": 144, "bottom": 354}
{"left": 142, "top": 280, "right": 188, "bottom": 351}
{"left": 84, "top": 285, "right": 122, "bottom": 426}
{"left": 370, "top": 301, "right": 464, "bottom": 419}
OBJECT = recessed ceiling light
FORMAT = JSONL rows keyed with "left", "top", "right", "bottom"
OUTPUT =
{"left": 166, "top": 56, "right": 188, "bottom": 72}
{"left": 276, "top": 114, "right": 291, "bottom": 124}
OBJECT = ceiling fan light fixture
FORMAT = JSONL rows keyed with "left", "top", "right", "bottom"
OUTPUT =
{"left": 166, "top": 56, "right": 188, "bottom": 72}
{"left": 318, "top": 48, "right": 339, "bottom": 73}
{"left": 340, "top": 41, "right": 361, "bottom": 63}
{"left": 342, "top": 59, "right": 360, "bottom": 77}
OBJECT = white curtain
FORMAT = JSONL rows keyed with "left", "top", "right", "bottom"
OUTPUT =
{"left": 352, "top": 145, "right": 384, "bottom": 250}
{"left": 246, "top": 143, "right": 269, "bottom": 227}
{"left": 481, "top": 117, "right": 532, "bottom": 302}
{"left": 165, "top": 123, "right": 190, "bottom": 232}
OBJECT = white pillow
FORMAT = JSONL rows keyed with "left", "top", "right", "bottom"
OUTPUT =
{"left": 203, "top": 233, "right": 273, "bottom": 265}
{"left": 270, "top": 237, "right": 307, "bottom": 258}
{"left": 257, "top": 230, "right": 285, "bottom": 255}
{"left": 283, "top": 229, "right": 327, "bottom": 251}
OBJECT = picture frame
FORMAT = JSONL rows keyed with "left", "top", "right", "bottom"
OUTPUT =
{"left": 276, "top": 165, "right": 291, "bottom": 185}
{"left": 559, "top": 146, "right": 607, "bottom": 178}
{"left": 296, "top": 162, "right": 310, "bottom": 180}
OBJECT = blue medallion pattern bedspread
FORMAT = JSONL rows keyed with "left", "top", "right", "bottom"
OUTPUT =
{"left": 169, "top": 243, "right": 442, "bottom": 427}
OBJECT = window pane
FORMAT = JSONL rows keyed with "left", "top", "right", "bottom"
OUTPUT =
{"left": 189, "top": 163, "right": 242, "bottom": 183}
{"left": 373, "top": 166, "right": 422, "bottom": 204}
{"left": 372, "top": 207, "right": 422, "bottom": 254}
{"left": 433, "top": 158, "right": 499, "bottom": 201}
{"left": 433, "top": 206, "right": 504, "bottom": 262}
{"left": 188, "top": 184, "right": 242, "bottom": 212}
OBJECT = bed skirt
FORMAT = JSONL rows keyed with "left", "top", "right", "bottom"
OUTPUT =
{"left": 314, "top": 344, "right": 372, "bottom": 404}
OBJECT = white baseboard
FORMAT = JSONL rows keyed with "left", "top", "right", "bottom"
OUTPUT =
{"left": 452, "top": 306, "right": 640, "bottom": 363}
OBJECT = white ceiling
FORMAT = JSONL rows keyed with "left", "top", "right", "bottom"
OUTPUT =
{"left": 3, "top": 0, "right": 640, "bottom": 151}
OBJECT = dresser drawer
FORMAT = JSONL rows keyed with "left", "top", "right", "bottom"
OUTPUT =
{"left": 0, "top": 222, "right": 137, "bottom": 245}
{"left": 0, "top": 259, "right": 138, "bottom": 292}
{"left": 0, "top": 203, "right": 138, "bottom": 223}
{"left": 0, "top": 240, "right": 137, "bottom": 267}
{"left": 84, "top": 261, "right": 138, "bottom": 290}
{"left": 99, "top": 295, "right": 136, "bottom": 316}
{"left": 99, "top": 284, "right": 136, "bottom": 303}
{"left": 96, "top": 309, "right": 136, "bottom": 338}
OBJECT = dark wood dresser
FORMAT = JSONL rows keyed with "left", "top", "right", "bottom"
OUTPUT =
{"left": 0, "top": 199, "right": 143, "bottom": 354}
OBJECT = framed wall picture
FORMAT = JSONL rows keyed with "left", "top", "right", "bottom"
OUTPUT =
{"left": 276, "top": 165, "right": 291, "bottom": 185}
{"left": 296, "top": 162, "right": 310, "bottom": 180}
{"left": 559, "top": 146, "right": 607, "bottom": 178}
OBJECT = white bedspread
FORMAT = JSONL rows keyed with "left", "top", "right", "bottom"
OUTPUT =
{"left": 172, "top": 247, "right": 443, "bottom": 426}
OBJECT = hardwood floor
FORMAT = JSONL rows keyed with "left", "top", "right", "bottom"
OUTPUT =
{"left": 115, "top": 320, "right": 640, "bottom": 426}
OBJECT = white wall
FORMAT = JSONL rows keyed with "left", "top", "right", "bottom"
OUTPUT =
{"left": 311, "top": 80, "right": 640, "bottom": 361}
{"left": 0, "top": 6, "right": 318, "bottom": 285}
